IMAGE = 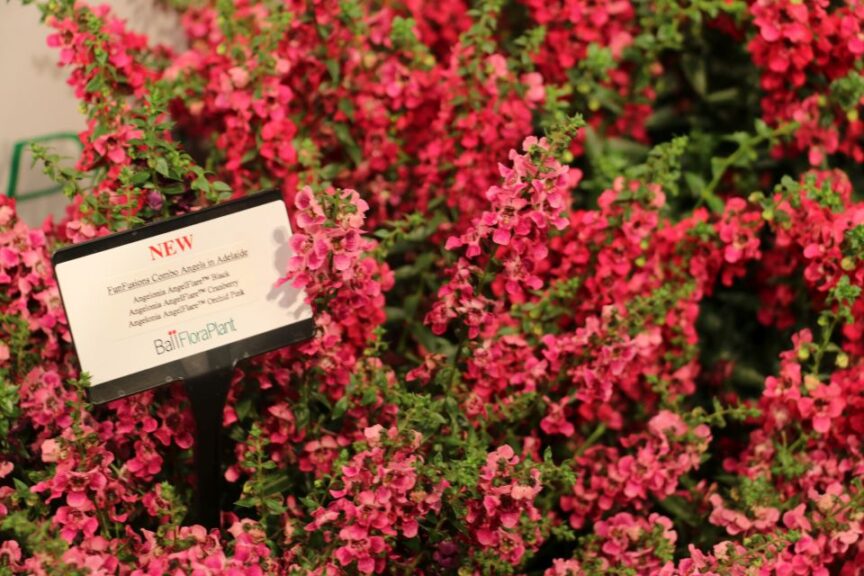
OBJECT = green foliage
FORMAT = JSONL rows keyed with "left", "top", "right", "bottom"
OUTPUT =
{"left": 237, "top": 424, "right": 287, "bottom": 532}
{"left": 627, "top": 136, "right": 689, "bottom": 198}
{"left": 831, "top": 71, "right": 864, "bottom": 118}
{"left": 687, "top": 398, "right": 761, "bottom": 430}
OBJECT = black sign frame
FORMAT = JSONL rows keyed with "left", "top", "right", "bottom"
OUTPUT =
{"left": 53, "top": 189, "right": 315, "bottom": 405}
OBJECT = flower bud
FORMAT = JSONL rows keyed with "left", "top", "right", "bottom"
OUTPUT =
{"left": 836, "top": 352, "right": 849, "bottom": 369}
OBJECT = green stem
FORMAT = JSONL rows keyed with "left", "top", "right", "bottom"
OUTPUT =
{"left": 811, "top": 313, "right": 839, "bottom": 378}
{"left": 447, "top": 243, "right": 500, "bottom": 390}
{"left": 575, "top": 423, "right": 607, "bottom": 457}
{"left": 697, "top": 123, "right": 794, "bottom": 211}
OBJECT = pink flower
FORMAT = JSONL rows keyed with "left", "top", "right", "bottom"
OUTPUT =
{"left": 797, "top": 382, "right": 846, "bottom": 434}
{"left": 54, "top": 505, "right": 99, "bottom": 543}
{"left": 92, "top": 124, "right": 143, "bottom": 165}
{"left": 782, "top": 503, "right": 812, "bottom": 532}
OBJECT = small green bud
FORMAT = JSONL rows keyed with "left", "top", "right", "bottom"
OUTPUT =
{"left": 836, "top": 352, "right": 850, "bottom": 369}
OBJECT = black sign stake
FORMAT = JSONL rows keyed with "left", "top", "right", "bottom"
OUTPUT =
{"left": 51, "top": 190, "right": 315, "bottom": 526}
{"left": 183, "top": 366, "right": 233, "bottom": 528}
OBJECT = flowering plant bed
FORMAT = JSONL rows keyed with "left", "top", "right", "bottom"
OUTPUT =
{"left": 3, "top": 0, "right": 864, "bottom": 573}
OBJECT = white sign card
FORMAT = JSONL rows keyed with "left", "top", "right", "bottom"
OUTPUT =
{"left": 53, "top": 190, "right": 315, "bottom": 404}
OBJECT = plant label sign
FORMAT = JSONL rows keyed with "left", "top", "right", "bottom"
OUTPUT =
{"left": 53, "top": 190, "right": 315, "bottom": 404}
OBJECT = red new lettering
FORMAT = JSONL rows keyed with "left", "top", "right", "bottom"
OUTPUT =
{"left": 149, "top": 234, "right": 193, "bottom": 261}
{"left": 176, "top": 234, "right": 193, "bottom": 252}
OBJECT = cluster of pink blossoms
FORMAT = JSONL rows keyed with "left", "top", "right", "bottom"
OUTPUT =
{"left": 522, "top": 0, "right": 656, "bottom": 147}
{"left": 545, "top": 512, "right": 678, "bottom": 575}
{"left": 464, "top": 445, "right": 543, "bottom": 565}
{"left": 169, "top": 0, "right": 540, "bottom": 230}
{"left": 427, "top": 136, "right": 575, "bottom": 338}
{"left": 46, "top": 7, "right": 160, "bottom": 220}
{"left": 304, "top": 426, "right": 447, "bottom": 575}
{"left": 10, "top": 0, "right": 864, "bottom": 573}
{"left": 561, "top": 411, "right": 711, "bottom": 530}
{"left": 749, "top": 0, "right": 864, "bottom": 164}
{"left": 283, "top": 185, "right": 393, "bottom": 398}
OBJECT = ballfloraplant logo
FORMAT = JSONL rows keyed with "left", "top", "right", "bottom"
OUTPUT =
{"left": 153, "top": 318, "right": 237, "bottom": 355}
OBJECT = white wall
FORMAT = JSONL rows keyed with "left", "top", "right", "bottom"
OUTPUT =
{"left": 0, "top": 2, "right": 183, "bottom": 226}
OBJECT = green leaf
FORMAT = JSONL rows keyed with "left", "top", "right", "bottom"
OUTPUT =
{"left": 386, "top": 306, "right": 407, "bottom": 322}
{"left": 154, "top": 157, "right": 170, "bottom": 178}
{"left": 332, "top": 396, "right": 349, "bottom": 420}
{"left": 705, "top": 193, "right": 725, "bottom": 215}
{"left": 685, "top": 172, "right": 706, "bottom": 197}
{"left": 658, "top": 495, "right": 700, "bottom": 526}
{"left": 265, "top": 498, "right": 286, "bottom": 515}
{"left": 710, "top": 157, "right": 725, "bottom": 179}
{"left": 162, "top": 183, "right": 186, "bottom": 195}
{"left": 338, "top": 98, "right": 355, "bottom": 120}
{"left": 130, "top": 170, "right": 151, "bottom": 185}
{"left": 259, "top": 474, "right": 295, "bottom": 496}
{"left": 325, "top": 59, "right": 340, "bottom": 84}
{"left": 705, "top": 88, "right": 740, "bottom": 104}
{"left": 235, "top": 397, "right": 254, "bottom": 421}
{"left": 332, "top": 123, "right": 361, "bottom": 165}
{"left": 85, "top": 75, "right": 103, "bottom": 93}
{"left": 682, "top": 54, "right": 707, "bottom": 96}
{"left": 191, "top": 174, "right": 210, "bottom": 193}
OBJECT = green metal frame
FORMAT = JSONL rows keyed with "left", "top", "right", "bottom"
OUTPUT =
{"left": 5, "top": 132, "right": 82, "bottom": 201}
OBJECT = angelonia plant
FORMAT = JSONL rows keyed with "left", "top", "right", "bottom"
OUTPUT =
{"left": 3, "top": 0, "right": 864, "bottom": 573}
